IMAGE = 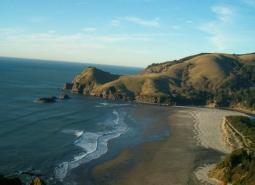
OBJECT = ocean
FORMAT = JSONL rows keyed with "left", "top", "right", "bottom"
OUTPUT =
{"left": 0, "top": 57, "right": 169, "bottom": 184}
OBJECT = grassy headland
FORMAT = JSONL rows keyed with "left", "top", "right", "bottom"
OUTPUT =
{"left": 64, "top": 52, "right": 255, "bottom": 112}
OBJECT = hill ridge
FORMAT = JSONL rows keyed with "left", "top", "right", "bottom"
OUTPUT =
{"left": 64, "top": 52, "right": 255, "bottom": 112}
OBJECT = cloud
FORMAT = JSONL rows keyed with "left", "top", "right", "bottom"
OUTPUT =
{"left": 82, "top": 27, "right": 97, "bottom": 32}
{"left": 199, "top": 5, "right": 236, "bottom": 50}
{"left": 0, "top": 28, "right": 24, "bottom": 36}
{"left": 29, "top": 16, "right": 50, "bottom": 23}
{"left": 111, "top": 16, "right": 160, "bottom": 28}
{"left": 172, "top": 25, "right": 181, "bottom": 30}
{"left": 123, "top": 16, "right": 160, "bottom": 27}
{"left": 0, "top": 28, "right": 153, "bottom": 53}
{"left": 186, "top": 20, "right": 193, "bottom": 24}
{"left": 0, "top": 28, "right": 162, "bottom": 67}
{"left": 199, "top": 4, "right": 255, "bottom": 52}
{"left": 48, "top": 30, "right": 56, "bottom": 34}
{"left": 211, "top": 5, "right": 234, "bottom": 22}
{"left": 243, "top": 0, "right": 255, "bottom": 7}
{"left": 110, "top": 19, "right": 121, "bottom": 27}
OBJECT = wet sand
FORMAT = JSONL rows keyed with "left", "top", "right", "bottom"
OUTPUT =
{"left": 69, "top": 106, "right": 246, "bottom": 185}
{"left": 92, "top": 107, "right": 201, "bottom": 185}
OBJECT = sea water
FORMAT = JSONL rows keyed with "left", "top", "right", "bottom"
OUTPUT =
{"left": 0, "top": 58, "right": 140, "bottom": 181}
{"left": 0, "top": 57, "right": 169, "bottom": 184}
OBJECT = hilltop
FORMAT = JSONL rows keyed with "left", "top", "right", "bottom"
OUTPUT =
{"left": 64, "top": 52, "right": 255, "bottom": 111}
{"left": 69, "top": 67, "right": 120, "bottom": 94}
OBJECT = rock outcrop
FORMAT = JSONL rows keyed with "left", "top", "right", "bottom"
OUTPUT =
{"left": 35, "top": 96, "right": 57, "bottom": 103}
{"left": 63, "top": 83, "right": 73, "bottom": 90}
{"left": 0, "top": 175, "right": 45, "bottom": 185}
{"left": 29, "top": 177, "right": 45, "bottom": 185}
{"left": 59, "top": 94, "right": 70, "bottom": 100}
{"left": 0, "top": 175, "right": 22, "bottom": 185}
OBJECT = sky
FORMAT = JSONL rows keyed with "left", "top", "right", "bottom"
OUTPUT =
{"left": 0, "top": 0, "right": 255, "bottom": 67}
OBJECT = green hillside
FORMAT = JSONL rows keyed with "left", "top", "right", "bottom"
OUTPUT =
{"left": 64, "top": 52, "right": 255, "bottom": 111}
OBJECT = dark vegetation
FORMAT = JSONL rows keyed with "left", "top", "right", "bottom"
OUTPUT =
{"left": 211, "top": 148, "right": 255, "bottom": 185}
{"left": 214, "top": 65, "right": 255, "bottom": 110}
{"left": 210, "top": 116, "right": 255, "bottom": 185}
{"left": 0, "top": 175, "right": 46, "bottom": 185}
{"left": 227, "top": 116, "right": 255, "bottom": 148}
{"left": 0, "top": 175, "right": 22, "bottom": 185}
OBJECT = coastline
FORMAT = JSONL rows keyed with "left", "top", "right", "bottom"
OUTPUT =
{"left": 191, "top": 108, "right": 245, "bottom": 184}
{"left": 85, "top": 106, "right": 247, "bottom": 185}
{"left": 91, "top": 107, "right": 198, "bottom": 185}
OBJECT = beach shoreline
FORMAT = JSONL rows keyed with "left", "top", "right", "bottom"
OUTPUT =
{"left": 66, "top": 106, "right": 247, "bottom": 185}
{"left": 191, "top": 107, "right": 245, "bottom": 185}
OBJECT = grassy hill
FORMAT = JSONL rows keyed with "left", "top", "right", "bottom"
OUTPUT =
{"left": 64, "top": 52, "right": 255, "bottom": 111}
{"left": 70, "top": 67, "right": 120, "bottom": 94}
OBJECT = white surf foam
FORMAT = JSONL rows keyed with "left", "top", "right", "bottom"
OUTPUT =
{"left": 95, "top": 102, "right": 130, "bottom": 108}
{"left": 75, "top": 132, "right": 100, "bottom": 154}
{"left": 55, "top": 110, "right": 128, "bottom": 181}
{"left": 62, "top": 129, "right": 84, "bottom": 138}
{"left": 100, "top": 102, "right": 109, "bottom": 106}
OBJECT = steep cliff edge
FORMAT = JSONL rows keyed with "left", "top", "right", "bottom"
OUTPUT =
{"left": 64, "top": 52, "right": 255, "bottom": 109}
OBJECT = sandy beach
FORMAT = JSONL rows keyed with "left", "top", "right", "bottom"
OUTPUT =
{"left": 191, "top": 107, "right": 245, "bottom": 184}
{"left": 77, "top": 106, "right": 246, "bottom": 185}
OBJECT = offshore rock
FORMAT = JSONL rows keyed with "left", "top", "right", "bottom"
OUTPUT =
{"left": 0, "top": 175, "right": 22, "bottom": 185}
{"left": 59, "top": 94, "right": 70, "bottom": 100}
{"left": 35, "top": 96, "right": 57, "bottom": 103}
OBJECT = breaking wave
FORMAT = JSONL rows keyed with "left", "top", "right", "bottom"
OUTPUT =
{"left": 95, "top": 102, "right": 130, "bottom": 108}
{"left": 55, "top": 110, "right": 128, "bottom": 181}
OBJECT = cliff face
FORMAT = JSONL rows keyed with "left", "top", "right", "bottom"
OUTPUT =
{"left": 64, "top": 53, "right": 255, "bottom": 107}
{"left": 64, "top": 67, "right": 120, "bottom": 95}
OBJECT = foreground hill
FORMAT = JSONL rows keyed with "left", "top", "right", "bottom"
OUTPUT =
{"left": 64, "top": 52, "right": 255, "bottom": 111}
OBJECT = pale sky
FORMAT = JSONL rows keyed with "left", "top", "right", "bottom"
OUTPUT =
{"left": 0, "top": 0, "right": 255, "bottom": 67}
